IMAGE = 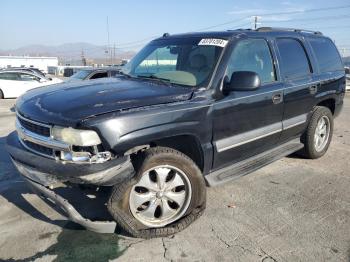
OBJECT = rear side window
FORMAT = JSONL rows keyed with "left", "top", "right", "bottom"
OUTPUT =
{"left": 276, "top": 38, "right": 311, "bottom": 79}
{"left": 0, "top": 72, "right": 20, "bottom": 80}
{"left": 308, "top": 37, "right": 343, "bottom": 73}
{"left": 226, "top": 38, "right": 276, "bottom": 84}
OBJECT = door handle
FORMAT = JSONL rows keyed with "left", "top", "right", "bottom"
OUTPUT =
{"left": 272, "top": 93, "right": 283, "bottom": 104}
{"left": 309, "top": 85, "right": 318, "bottom": 94}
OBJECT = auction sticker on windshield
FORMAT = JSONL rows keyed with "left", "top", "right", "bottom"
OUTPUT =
{"left": 198, "top": 38, "right": 228, "bottom": 47}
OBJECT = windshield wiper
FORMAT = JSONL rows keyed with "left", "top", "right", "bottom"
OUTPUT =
{"left": 136, "top": 75, "right": 172, "bottom": 85}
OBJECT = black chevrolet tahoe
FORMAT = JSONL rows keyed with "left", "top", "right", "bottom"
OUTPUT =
{"left": 6, "top": 27, "right": 346, "bottom": 238}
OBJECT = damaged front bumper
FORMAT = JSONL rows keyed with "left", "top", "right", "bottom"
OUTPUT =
{"left": 6, "top": 131, "right": 135, "bottom": 233}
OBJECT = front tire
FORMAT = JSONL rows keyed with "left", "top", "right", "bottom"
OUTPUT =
{"left": 107, "top": 147, "right": 206, "bottom": 238}
{"left": 302, "top": 106, "right": 333, "bottom": 159}
{"left": 0, "top": 89, "right": 3, "bottom": 99}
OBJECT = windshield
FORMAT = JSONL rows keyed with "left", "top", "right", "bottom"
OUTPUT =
{"left": 70, "top": 70, "right": 92, "bottom": 80}
{"left": 121, "top": 37, "right": 227, "bottom": 87}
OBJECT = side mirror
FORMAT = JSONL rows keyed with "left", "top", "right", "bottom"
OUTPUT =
{"left": 224, "top": 71, "right": 261, "bottom": 92}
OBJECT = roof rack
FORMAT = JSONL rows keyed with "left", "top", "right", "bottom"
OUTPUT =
{"left": 256, "top": 27, "right": 322, "bottom": 35}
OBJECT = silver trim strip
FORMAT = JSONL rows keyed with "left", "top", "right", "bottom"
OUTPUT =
{"left": 216, "top": 122, "right": 282, "bottom": 152}
{"left": 215, "top": 114, "right": 308, "bottom": 152}
{"left": 282, "top": 114, "right": 307, "bottom": 130}
{"left": 16, "top": 119, "right": 70, "bottom": 152}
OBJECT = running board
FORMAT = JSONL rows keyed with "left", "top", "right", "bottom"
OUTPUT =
{"left": 205, "top": 138, "right": 304, "bottom": 187}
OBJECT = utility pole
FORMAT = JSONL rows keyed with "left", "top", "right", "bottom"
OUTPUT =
{"left": 81, "top": 49, "right": 87, "bottom": 66}
{"left": 252, "top": 16, "right": 261, "bottom": 29}
{"left": 113, "top": 43, "right": 116, "bottom": 65}
{"left": 106, "top": 16, "right": 111, "bottom": 65}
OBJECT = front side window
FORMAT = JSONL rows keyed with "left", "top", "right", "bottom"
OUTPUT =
{"left": 308, "top": 37, "right": 343, "bottom": 73}
{"left": 19, "top": 73, "right": 40, "bottom": 81}
{"left": 122, "top": 38, "right": 225, "bottom": 87}
{"left": 226, "top": 39, "right": 276, "bottom": 84}
{"left": 276, "top": 38, "right": 311, "bottom": 79}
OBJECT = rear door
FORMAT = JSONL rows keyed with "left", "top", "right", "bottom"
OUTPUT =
{"left": 275, "top": 37, "right": 316, "bottom": 141}
{"left": 212, "top": 37, "right": 284, "bottom": 170}
{"left": 17, "top": 73, "right": 42, "bottom": 95}
{"left": 0, "top": 72, "right": 22, "bottom": 98}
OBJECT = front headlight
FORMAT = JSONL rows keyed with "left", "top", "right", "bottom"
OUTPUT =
{"left": 52, "top": 126, "right": 101, "bottom": 146}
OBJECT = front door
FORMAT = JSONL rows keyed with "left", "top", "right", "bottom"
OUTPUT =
{"left": 212, "top": 38, "right": 284, "bottom": 170}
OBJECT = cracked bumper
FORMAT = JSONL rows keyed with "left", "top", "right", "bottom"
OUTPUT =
{"left": 23, "top": 173, "right": 117, "bottom": 233}
{"left": 6, "top": 131, "right": 136, "bottom": 233}
{"left": 6, "top": 131, "right": 135, "bottom": 186}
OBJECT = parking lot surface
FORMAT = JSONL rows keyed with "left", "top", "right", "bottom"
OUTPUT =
{"left": 0, "top": 97, "right": 349, "bottom": 262}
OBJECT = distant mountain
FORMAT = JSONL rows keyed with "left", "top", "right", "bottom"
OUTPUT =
{"left": 0, "top": 42, "right": 135, "bottom": 60}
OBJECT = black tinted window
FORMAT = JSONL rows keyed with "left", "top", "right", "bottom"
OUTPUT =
{"left": 309, "top": 37, "right": 343, "bottom": 73}
{"left": 277, "top": 38, "right": 311, "bottom": 79}
{"left": 90, "top": 72, "right": 108, "bottom": 79}
{"left": 110, "top": 70, "right": 118, "bottom": 77}
{"left": 227, "top": 39, "right": 276, "bottom": 84}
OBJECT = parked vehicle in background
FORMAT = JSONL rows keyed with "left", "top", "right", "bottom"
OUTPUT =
{"left": 6, "top": 28, "right": 346, "bottom": 238}
{"left": 66, "top": 67, "right": 120, "bottom": 82}
{"left": 1, "top": 67, "right": 46, "bottom": 78}
{"left": 0, "top": 70, "right": 62, "bottom": 98}
{"left": 345, "top": 67, "right": 350, "bottom": 91}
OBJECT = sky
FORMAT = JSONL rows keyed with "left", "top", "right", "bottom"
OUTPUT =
{"left": 0, "top": 0, "right": 349, "bottom": 55}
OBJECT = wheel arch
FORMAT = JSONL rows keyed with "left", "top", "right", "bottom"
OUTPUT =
{"left": 126, "top": 134, "right": 205, "bottom": 172}
{"left": 316, "top": 98, "right": 335, "bottom": 115}
{"left": 150, "top": 135, "right": 205, "bottom": 172}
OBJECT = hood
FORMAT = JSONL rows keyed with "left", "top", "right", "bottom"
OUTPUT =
{"left": 16, "top": 77, "right": 193, "bottom": 126}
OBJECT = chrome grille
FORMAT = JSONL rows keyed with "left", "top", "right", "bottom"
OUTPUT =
{"left": 23, "top": 140, "right": 54, "bottom": 156}
{"left": 17, "top": 114, "right": 51, "bottom": 137}
{"left": 15, "top": 113, "right": 67, "bottom": 158}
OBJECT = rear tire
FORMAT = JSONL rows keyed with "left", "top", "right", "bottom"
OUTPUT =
{"left": 0, "top": 89, "right": 3, "bottom": 99}
{"left": 107, "top": 147, "right": 206, "bottom": 239}
{"left": 302, "top": 106, "right": 333, "bottom": 159}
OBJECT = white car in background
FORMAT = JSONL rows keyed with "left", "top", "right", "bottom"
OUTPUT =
{"left": 345, "top": 67, "right": 350, "bottom": 91}
{"left": 0, "top": 70, "right": 62, "bottom": 98}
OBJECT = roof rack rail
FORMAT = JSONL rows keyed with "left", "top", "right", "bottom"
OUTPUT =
{"left": 256, "top": 27, "right": 322, "bottom": 35}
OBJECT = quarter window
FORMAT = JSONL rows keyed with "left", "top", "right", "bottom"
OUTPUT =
{"left": 276, "top": 38, "right": 311, "bottom": 79}
{"left": 226, "top": 39, "right": 276, "bottom": 84}
{"left": 308, "top": 37, "right": 343, "bottom": 73}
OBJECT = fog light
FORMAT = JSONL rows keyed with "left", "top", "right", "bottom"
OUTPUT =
{"left": 60, "top": 151, "right": 112, "bottom": 163}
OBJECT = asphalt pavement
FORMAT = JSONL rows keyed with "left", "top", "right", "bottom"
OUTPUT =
{"left": 0, "top": 97, "right": 349, "bottom": 262}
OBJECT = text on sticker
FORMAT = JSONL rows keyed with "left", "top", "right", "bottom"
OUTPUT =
{"left": 198, "top": 38, "right": 228, "bottom": 47}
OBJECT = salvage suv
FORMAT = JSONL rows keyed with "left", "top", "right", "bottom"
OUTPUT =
{"left": 6, "top": 27, "right": 345, "bottom": 238}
